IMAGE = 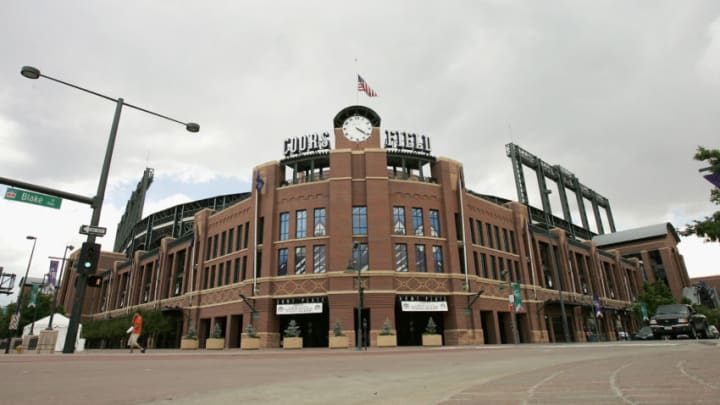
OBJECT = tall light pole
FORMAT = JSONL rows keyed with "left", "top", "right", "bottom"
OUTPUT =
{"left": 346, "top": 241, "right": 364, "bottom": 351}
{"left": 4, "top": 235, "right": 37, "bottom": 354}
{"left": 47, "top": 244, "right": 74, "bottom": 330}
{"left": 21, "top": 66, "right": 199, "bottom": 353}
{"left": 542, "top": 189, "right": 570, "bottom": 343}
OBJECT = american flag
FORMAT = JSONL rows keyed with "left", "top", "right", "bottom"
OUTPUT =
{"left": 357, "top": 75, "right": 377, "bottom": 97}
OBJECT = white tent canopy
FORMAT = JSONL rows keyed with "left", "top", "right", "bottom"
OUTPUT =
{"left": 21, "top": 313, "right": 84, "bottom": 352}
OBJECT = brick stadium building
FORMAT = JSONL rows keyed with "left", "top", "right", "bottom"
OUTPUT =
{"left": 56, "top": 105, "right": 691, "bottom": 348}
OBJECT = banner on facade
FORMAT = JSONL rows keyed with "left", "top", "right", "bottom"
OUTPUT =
{"left": 400, "top": 301, "right": 448, "bottom": 312}
{"left": 276, "top": 303, "right": 323, "bottom": 315}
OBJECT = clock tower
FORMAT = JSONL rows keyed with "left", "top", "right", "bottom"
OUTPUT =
{"left": 333, "top": 105, "right": 382, "bottom": 149}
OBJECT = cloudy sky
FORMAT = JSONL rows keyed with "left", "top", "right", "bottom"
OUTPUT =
{"left": 2, "top": 1, "right": 720, "bottom": 306}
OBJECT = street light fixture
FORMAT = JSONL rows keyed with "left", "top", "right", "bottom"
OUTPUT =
{"left": 4, "top": 235, "right": 37, "bottom": 354}
{"left": 22, "top": 65, "right": 199, "bottom": 353}
{"left": 345, "top": 241, "right": 364, "bottom": 351}
{"left": 47, "top": 244, "right": 74, "bottom": 330}
{"left": 542, "top": 189, "right": 570, "bottom": 343}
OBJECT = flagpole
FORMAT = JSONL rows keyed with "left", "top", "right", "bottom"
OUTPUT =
{"left": 457, "top": 172, "right": 469, "bottom": 291}
{"left": 253, "top": 171, "right": 260, "bottom": 295}
{"left": 526, "top": 220, "right": 538, "bottom": 299}
{"left": 188, "top": 228, "right": 196, "bottom": 305}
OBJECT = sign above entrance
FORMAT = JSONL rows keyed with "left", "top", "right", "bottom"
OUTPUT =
{"left": 401, "top": 301, "right": 448, "bottom": 312}
{"left": 276, "top": 302, "right": 323, "bottom": 315}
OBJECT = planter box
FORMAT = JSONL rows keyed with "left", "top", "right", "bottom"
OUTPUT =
{"left": 180, "top": 338, "right": 198, "bottom": 350}
{"left": 206, "top": 338, "right": 225, "bottom": 350}
{"left": 422, "top": 334, "right": 442, "bottom": 347}
{"left": 241, "top": 337, "right": 260, "bottom": 350}
{"left": 283, "top": 336, "right": 303, "bottom": 349}
{"left": 377, "top": 335, "right": 397, "bottom": 347}
{"left": 329, "top": 335, "right": 349, "bottom": 349}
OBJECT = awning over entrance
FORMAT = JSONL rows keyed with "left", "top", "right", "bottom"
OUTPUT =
{"left": 399, "top": 296, "right": 448, "bottom": 312}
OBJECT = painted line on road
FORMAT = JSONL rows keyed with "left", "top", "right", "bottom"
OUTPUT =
{"left": 523, "top": 370, "right": 563, "bottom": 405}
{"left": 677, "top": 360, "right": 719, "bottom": 390}
{"left": 609, "top": 363, "right": 636, "bottom": 405}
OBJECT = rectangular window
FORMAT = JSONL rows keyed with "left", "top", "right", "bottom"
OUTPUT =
{"left": 395, "top": 244, "right": 408, "bottom": 272}
{"left": 352, "top": 206, "right": 368, "bottom": 235}
{"left": 498, "top": 257, "right": 506, "bottom": 281}
{"left": 415, "top": 245, "right": 427, "bottom": 272}
{"left": 503, "top": 229, "right": 509, "bottom": 253}
{"left": 295, "top": 246, "right": 306, "bottom": 275}
{"left": 509, "top": 230, "right": 516, "bottom": 253}
{"left": 313, "top": 245, "right": 327, "bottom": 273}
{"left": 217, "top": 262, "right": 224, "bottom": 287}
{"left": 473, "top": 251, "right": 479, "bottom": 276}
{"left": 243, "top": 222, "right": 250, "bottom": 249}
{"left": 494, "top": 225, "right": 501, "bottom": 251}
{"left": 469, "top": 218, "right": 476, "bottom": 244}
{"left": 213, "top": 235, "right": 219, "bottom": 258}
{"left": 220, "top": 231, "right": 227, "bottom": 256}
{"left": 314, "top": 208, "right": 326, "bottom": 236}
{"left": 490, "top": 256, "right": 498, "bottom": 279}
{"left": 393, "top": 206, "right": 406, "bottom": 235}
{"left": 296, "top": 210, "right": 307, "bottom": 239}
{"left": 353, "top": 243, "right": 369, "bottom": 271}
{"left": 225, "top": 261, "right": 231, "bottom": 284}
{"left": 476, "top": 220, "right": 484, "bottom": 245}
{"left": 210, "top": 265, "right": 216, "bottom": 288}
{"left": 241, "top": 256, "right": 248, "bottom": 281}
{"left": 279, "top": 212, "right": 290, "bottom": 241}
{"left": 228, "top": 228, "right": 235, "bottom": 253}
{"left": 202, "top": 267, "right": 209, "bottom": 290}
{"left": 486, "top": 224, "right": 493, "bottom": 249}
{"left": 206, "top": 237, "right": 212, "bottom": 260}
{"left": 278, "top": 248, "right": 288, "bottom": 276}
{"left": 234, "top": 258, "right": 240, "bottom": 283}
{"left": 412, "top": 208, "right": 424, "bottom": 236}
{"left": 236, "top": 225, "right": 243, "bottom": 251}
{"left": 432, "top": 246, "right": 443, "bottom": 273}
{"left": 429, "top": 209, "right": 441, "bottom": 237}
{"left": 480, "top": 253, "right": 488, "bottom": 278}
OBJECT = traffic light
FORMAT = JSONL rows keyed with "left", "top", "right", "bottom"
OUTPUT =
{"left": 78, "top": 242, "right": 101, "bottom": 274}
{"left": 87, "top": 276, "right": 102, "bottom": 287}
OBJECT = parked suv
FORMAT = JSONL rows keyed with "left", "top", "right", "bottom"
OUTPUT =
{"left": 650, "top": 304, "right": 709, "bottom": 339}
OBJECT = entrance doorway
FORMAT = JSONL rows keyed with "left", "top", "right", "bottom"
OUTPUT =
{"left": 395, "top": 306, "right": 445, "bottom": 346}
{"left": 229, "top": 315, "right": 243, "bottom": 348}
{"left": 353, "top": 308, "right": 370, "bottom": 349}
{"left": 279, "top": 312, "right": 329, "bottom": 348}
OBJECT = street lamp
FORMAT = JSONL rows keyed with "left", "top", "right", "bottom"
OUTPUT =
{"left": 4, "top": 235, "right": 37, "bottom": 354}
{"left": 346, "top": 241, "right": 364, "bottom": 351}
{"left": 47, "top": 244, "right": 74, "bottom": 330}
{"left": 22, "top": 65, "right": 199, "bottom": 353}
{"left": 542, "top": 189, "right": 570, "bottom": 343}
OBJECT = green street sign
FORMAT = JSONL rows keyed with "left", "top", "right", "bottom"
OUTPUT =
{"left": 4, "top": 187, "right": 62, "bottom": 209}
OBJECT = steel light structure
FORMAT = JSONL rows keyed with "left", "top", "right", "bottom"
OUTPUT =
{"left": 21, "top": 65, "right": 199, "bottom": 353}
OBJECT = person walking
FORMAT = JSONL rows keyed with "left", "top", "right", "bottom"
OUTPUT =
{"left": 128, "top": 311, "right": 145, "bottom": 353}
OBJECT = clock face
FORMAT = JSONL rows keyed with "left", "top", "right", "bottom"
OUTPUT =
{"left": 342, "top": 115, "right": 373, "bottom": 142}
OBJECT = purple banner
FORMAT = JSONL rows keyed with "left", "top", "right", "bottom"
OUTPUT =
{"left": 704, "top": 172, "right": 720, "bottom": 188}
{"left": 48, "top": 260, "right": 59, "bottom": 287}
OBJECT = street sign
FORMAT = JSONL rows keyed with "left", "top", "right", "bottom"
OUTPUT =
{"left": 79, "top": 225, "right": 107, "bottom": 237}
{"left": 4, "top": 187, "right": 62, "bottom": 209}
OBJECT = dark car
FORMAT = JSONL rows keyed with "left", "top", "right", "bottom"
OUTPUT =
{"left": 650, "top": 304, "right": 709, "bottom": 339}
{"left": 632, "top": 326, "right": 655, "bottom": 340}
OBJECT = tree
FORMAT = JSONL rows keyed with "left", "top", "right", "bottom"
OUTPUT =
{"left": 637, "top": 281, "right": 675, "bottom": 316}
{"left": 682, "top": 146, "right": 720, "bottom": 242}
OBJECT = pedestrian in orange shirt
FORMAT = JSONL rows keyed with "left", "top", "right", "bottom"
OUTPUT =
{"left": 128, "top": 311, "right": 145, "bottom": 353}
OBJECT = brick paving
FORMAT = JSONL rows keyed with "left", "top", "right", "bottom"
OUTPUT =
{"left": 0, "top": 340, "right": 718, "bottom": 404}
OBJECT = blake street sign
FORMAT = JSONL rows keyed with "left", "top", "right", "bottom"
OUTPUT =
{"left": 4, "top": 187, "right": 62, "bottom": 209}
{"left": 79, "top": 225, "right": 107, "bottom": 237}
